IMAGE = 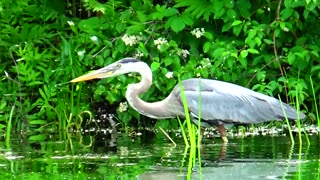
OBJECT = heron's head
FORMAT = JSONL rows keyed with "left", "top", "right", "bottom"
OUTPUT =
{"left": 70, "top": 58, "right": 149, "bottom": 82}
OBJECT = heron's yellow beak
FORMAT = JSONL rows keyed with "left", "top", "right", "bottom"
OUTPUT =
{"left": 71, "top": 61, "right": 130, "bottom": 83}
{"left": 70, "top": 69, "right": 114, "bottom": 83}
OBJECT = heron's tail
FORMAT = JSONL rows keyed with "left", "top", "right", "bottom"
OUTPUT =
{"left": 275, "top": 102, "right": 305, "bottom": 120}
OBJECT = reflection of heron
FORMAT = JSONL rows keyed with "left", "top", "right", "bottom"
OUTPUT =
{"left": 71, "top": 58, "right": 305, "bottom": 142}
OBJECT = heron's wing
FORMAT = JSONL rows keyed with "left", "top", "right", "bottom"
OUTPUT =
{"left": 175, "top": 79, "right": 298, "bottom": 125}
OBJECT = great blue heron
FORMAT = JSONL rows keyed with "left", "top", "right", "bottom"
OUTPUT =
{"left": 71, "top": 57, "right": 305, "bottom": 142}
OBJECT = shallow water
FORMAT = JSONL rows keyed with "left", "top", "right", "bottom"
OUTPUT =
{"left": 0, "top": 132, "right": 319, "bottom": 179}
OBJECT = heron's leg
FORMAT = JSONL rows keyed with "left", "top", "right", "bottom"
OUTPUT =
{"left": 198, "top": 128, "right": 204, "bottom": 143}
{"left": 216, "top": 124, "right": 228, "bottom": 143}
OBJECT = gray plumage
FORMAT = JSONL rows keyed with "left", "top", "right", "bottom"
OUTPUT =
{"left": 172, "top": 79, "right": 304, "bottom": 127}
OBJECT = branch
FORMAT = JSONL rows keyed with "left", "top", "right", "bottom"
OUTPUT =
{"left": 273, "top": 0, "right": 289, "bottom": 103}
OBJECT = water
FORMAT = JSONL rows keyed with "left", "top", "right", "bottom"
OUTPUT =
{"left": 0, "top": 132, "right": 319, "bottom": 179}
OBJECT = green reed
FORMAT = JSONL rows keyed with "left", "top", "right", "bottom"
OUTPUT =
{"left": 6, "top": 100, "right": 15, "bottom": 149}
{"left": 177, "top": 77, "right": 197, "bottom": 148}
{"left": 177, "top": 77, "right": 201, "bottom": 179}
{"left": 310, "top": 76, "right": 320, "bottom": 129}
{"left": 295, "top": 90, "right": 303, "bottom": 145}
{"left": 278, "top": 95, "right": 295, "bottom": 144}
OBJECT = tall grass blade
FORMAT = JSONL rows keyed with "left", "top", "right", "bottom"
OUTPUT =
{"left": 197, "top": 78, "right": 202, "bottom": 173}
{"left": 278, "top": 95, "right": 294, "bottom": 144}
{"left": 309, "top": 76, "right": 319, "bottom": 129}
{"left": 6, "top": 100, "right": 16, "bottom": 149}
{"left": 178, "top": 77, "right": 196, "bottom": 147}
{"left": 178, "top": 77, "right": 198, "bottom": 179}
{"left": 295, "top": 90, "right": 302, "bottom": 144}
{"left": 178, "top": 117, "right": 189, "bottom": 147}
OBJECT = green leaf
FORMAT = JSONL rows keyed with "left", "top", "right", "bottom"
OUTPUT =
{"left": 263, "top": 39, "right": 273, "bottom": 45}
{"left": 151, "top": 62, "right": 160, "bottom": 71}
{"left": 278, "top": 76, "right": 287, "bottom": 82}
{"left": 222, "top": 22, "right": 232, "bottom": 32}
{"left": 239, "top": 57, "right": 247, "bottom": 68}
{"left": 287, "top": 52, "right": 295, "bottom": 64}
{"left": 164, "top": 8, "right": 179, "bottom": 17}
{"left": 39, "top": 88, "right": 47, "bottom": 100}
{"left": 256, "top": 71, "right": 266, "bottom": 81}
{"left": 165, "top": 16, "right": 186, "bottom": 32}
{"left": 279, "top": 21, "right": 288, "bottom": 31}
{"left": 232, "top": 20, "right": 242, "bottom": 26}
{"left": 311, "top": 65, "right": 320, "bottom": 73}
{"left": 233, "top": 23, "right": 243, "bottom": 36}
{"left": 116, "top": 23, "right": 125, "bottom": 33}
{"left": 280, "top": 8, "right": 293, "bottom": 20}
{"left": 204, "top": 32, "right": 213, "bottom": 40}
{"left": 203, "top": 42, "right": 211, "bottom": 53}
{"left": 164, "top": 58, "right": 173, "bottom": 66}
{"left": 213, "top": 1, "right": 225, "bottom": 19}
{"left": 240, "top": 50, "right": 248, "bottom": 58}
{"left": 95, "top": 85, "right": 106, "bottom": 95}
{"left": 274, "top": 28, "right": 281, "bottom": 37}
{"left": 245, "top": 38, "right": 256, "bottom": 48}
{"left": 226, "top": 9, "right": 237, "bottom": 20}
{"left": 254, "top": 37, "right": 262, "bottom": 46}
{"left": 248, "top": 29, "right": 257, "bottom": 39}
{"left": 29, "top": 120, "right": 48, "bottom": 125}
{"left": 247, "top": 48, "right": 259, "bottom": 54}
{"left": 311, "top": 50, "right": 319, "bottom": 58}
{"left": 28, "top": 134, "right": 47, "bottom": 141}
{"left": 138, "top": 43, "right": 149, "bottom": 56}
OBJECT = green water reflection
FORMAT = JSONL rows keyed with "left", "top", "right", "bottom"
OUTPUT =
{"left": 0, "top": 132, "right": 319, "bottom": 179}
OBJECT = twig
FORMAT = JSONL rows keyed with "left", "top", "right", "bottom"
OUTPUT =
{"left": 159, "top": 127, "right": 176, "bottom": 147}
{"left": 273, "top": 0, "right": 289, "bottom": 103}
{"left": 91, "top": 46, "right": 107, "bottom": 59}
{"left": 246, "top": 59, "right": 276, "bottom": 87}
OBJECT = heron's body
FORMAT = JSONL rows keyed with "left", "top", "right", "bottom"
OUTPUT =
{"left": 71, "top": 58, "right": 305, "bottom": 142}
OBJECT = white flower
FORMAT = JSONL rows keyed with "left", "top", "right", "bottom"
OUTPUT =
{"left": 191, "top": 28, "right": 205, "bottom": 38}
{"left": 90, "top": 36, "right": 98, "bottom": 43}
{"left": 177, "top": 49, "right": 190, "bottom": 58}
{"left": 154, "top": 37, "right": 168, "bottom": 50}
{"left": 77, "top": 50, "right": 85, "bottom": 57}
{"left": 121, "top": 34, "right": 141, "bottom": 46}
{"left": 67, "top": 21, "right": 74, "bottom": 26}
{"left": 134, "top": 51, "right": 144, "bottom": 58}
{"left": 118, "top": 102, "right": 128, "bottom": 112}
{"left": 200, "top": 58, "right": 211, "bottom": 68}
{"left": 165, "top": 72, "right": 173, "bottom": 79}
{"left": 196, "top": 73, "right": 201, "bottom": 77}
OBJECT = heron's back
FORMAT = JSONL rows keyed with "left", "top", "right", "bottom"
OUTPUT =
{"left": 172, "top": 78, "right": 305, "bottom": 124}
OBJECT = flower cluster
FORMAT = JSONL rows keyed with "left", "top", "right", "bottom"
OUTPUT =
{"left": 90, "top": 36, "right": 98, "bottom": 43}
{"left": 196, "top": 58, "right": 211, "bottom": 77}
{"left": 154, "top": 37, "right": 168, "bottom": 50}
{"left": 165, "top": 72, "right": 173, "bottom": 79}
{"left": 67, "top": 21, "right": 74, "bottom": 26}
{"left": 118, "top": 102, "right": 128, "bottom": 112}
{"left": 77, "top": 50, "right": 85, "bottom": 57}
{"left": 191, "top": 28, "right": 205, "bottom": 38}
{"left": 134, "top": 51, "right": 144, "bottom": 58}
{"left": 121, "top": 34, "right": 141, "bottom": 46}
{"left": 177, "top": 49, "right": 190, "bottom": 58}
{"left": 200, "top": 58, "right": 211, "bottom": 69}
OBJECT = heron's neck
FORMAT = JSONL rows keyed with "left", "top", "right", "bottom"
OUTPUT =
{"left": 125, "top": 70, "right": 175, "bottom": 119}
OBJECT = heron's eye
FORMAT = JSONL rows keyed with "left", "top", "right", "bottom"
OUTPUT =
{"left": 117, "top": 64, "right": 121, "bottom": 68}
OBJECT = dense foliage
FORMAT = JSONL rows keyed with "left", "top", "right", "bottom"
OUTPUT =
{"left": 1, "top": 0, "right": 319, "bottom": 139}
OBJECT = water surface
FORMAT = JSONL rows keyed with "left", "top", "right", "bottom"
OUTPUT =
{"left": 0, "top": 132, "right": 319, "bottom": 179}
